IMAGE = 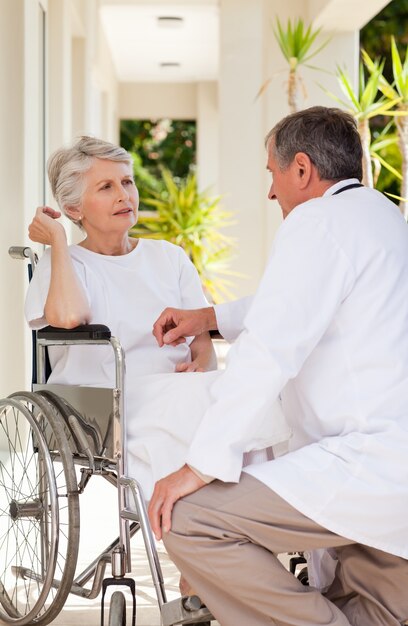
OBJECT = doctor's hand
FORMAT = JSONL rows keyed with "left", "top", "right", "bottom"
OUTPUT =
{"left": 28, "top": 206, "right": 65, "bottom": 246}
{"left": 148, "top": 464, "right": 206, "bottom": 541}
{"left": 153, "top": 306, "right": 217, "bottom": 347}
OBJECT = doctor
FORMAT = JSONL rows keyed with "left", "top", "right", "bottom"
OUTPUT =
{"left": 148, "top": 107, "right": 408, "bottom": 626}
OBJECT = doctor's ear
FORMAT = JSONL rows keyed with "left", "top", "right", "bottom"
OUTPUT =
{"left": 294, "top": 152, "right": 312, "bottom": 187}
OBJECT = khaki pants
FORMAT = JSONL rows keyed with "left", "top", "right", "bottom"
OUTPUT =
{"left": 164, "top": 474, "right": 408, "bottom": 626}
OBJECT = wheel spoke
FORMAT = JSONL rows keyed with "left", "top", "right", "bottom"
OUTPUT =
{"left": 0, "top": 394, "right": 79, "bottom": 624}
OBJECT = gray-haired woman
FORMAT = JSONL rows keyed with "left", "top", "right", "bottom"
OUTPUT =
{"left": 25, "top": 136, "right": 217, "bottom": 495}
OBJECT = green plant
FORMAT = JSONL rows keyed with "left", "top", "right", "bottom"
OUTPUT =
{"left": 121, "top": 119, "right": 196, "bottom": 211}
{"left": 130, "top": 169, "right": 237, "bottom": 303}
{"left": 121, "top": 119, "right": 196, "bottom": 180}
{"left": 362, "top": 39, "right": 408, "bottom": 215}
{"left": 323, "top": 62, "right": 401, "bottom": 187}
{"left": 131, "top": 151, "right": 164, "bottom": 211}
{"left": 259, "top": 17, "right": 330, "bottom": 112}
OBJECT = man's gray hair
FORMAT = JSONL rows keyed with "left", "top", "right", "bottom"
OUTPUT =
{"left": 47, "top": 136, "right": 133, "bottom": 228}
{"left": 265, "top": 106, "right": 363, "bottom": 182}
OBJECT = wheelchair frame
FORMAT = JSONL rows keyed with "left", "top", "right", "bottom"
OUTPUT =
{"left": 0, "top": 246, "right": 213, "bottom": 626}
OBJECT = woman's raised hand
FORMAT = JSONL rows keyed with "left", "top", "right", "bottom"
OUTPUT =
{"left": 28, "top": 206, "right": 66, "bottom": 245}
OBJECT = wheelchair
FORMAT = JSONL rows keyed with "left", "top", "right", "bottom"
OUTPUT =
{"left": 0, "top": 246, "right": 213, "bottom": 626}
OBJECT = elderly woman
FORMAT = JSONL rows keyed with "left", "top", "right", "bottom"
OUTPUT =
{"left": 24, "top": 136, "right": 222, "bottom": 492}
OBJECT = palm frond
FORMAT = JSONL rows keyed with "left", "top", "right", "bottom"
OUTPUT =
{"left": 131, "top": 168, "right": 236, "bottom": 302}
{"left": 370, "top": 151, "right": 403, "bottom": 180}
{"left": 385, "top": 191, "right": 407, "bottom": 202}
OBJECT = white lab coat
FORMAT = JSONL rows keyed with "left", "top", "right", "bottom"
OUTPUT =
{"left": 186, "top": 180, "right": 408, "bottom": 559}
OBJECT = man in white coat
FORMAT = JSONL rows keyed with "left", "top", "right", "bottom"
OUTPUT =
{"left": 148, "top": 107, "right": 408, "bottom": 626}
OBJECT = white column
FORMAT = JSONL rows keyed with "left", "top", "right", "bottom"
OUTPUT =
{"left": 48, "top": 0, "right": 72, "bottom": 153}
{"left": 197, "top": 81, "right": 219, "bottom": 193}
{"left": 83, "top": 0, "right": 100, "bottom": 136}
{"left": 72, "top": 36, "right": 86, "bottom": 138}
{"left": 218, "top": 0, "right": 270, "bottom": 298}
{"left": 0, "top": 0, "right": 26, "bottom": 396}
{"left": 47, "top": 0, "right": 80, "bottom": 243}
{"left": 261, "top": 0, "right": 307, "bottom": 257}
{"left": 0, "top": 0, "right": 47, "bottom": 394}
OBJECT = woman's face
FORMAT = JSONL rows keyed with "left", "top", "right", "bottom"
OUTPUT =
{"left": 78, "top": 158, "right": 139, "bottom": 236}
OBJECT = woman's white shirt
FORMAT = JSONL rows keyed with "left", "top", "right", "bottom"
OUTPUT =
{"left": 25, "top": 239, "right": 208, "bottom": 385}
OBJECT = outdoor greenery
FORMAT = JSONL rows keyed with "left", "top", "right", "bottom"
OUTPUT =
{"left": 323, "top": 61, "right": 401, "bottom": 188}
{"left": 359, "top": 0, "right": 408, "bottom": 206}
{"left": 120, "top": 119, "right": 196, "bottom": 211}
{"left": 269, "top": 4, "right": 408, "bottom": 213}
{"left": 121, "top": 119, "right": 195, "bottom": 180}
{"left": 362, "top": 38, "right": 408, "bottom": 214}
{"left": 130, "top": 169, "right": 236, "bottom": 303}
{"left": 121, "top": 118, "right": 235, "bottom": 301}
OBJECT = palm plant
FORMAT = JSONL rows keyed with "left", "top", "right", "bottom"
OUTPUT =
{"left": 362, "top": 38, "right": 408, "bottom": 216}
{"left": 130, "top": 169, "right": 237, "bottom": 303}
{"left": 369, "top": 121, "right": 401, "bottom": 189}
{"left": 261, "top": 18, "right": 330, "bottom": 112}
{"left": 324, "top": 62, "right": 401, "bottom": 187}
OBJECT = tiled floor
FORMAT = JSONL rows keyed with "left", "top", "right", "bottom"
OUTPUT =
{"left": 50, "top": 533, "right": 216, "bottom": 625}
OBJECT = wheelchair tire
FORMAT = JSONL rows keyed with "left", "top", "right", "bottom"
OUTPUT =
{"left": 297, "top": 566, "right": 309, "bottom": 586}
{"left": 108, "top": 591, "right": 126, "bottom": 626}
{"left": 0, "top": 392, "right": 80, "bottom": 625}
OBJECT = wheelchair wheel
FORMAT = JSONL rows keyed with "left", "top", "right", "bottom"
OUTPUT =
{"left": 297, "top": 566, "right": 309, "bottom": 586}
{"left": 0, "top": 392, "right": 80, "bottom": 625}
{"left": 108, "top": 591, "right": 126, "bottom": 626}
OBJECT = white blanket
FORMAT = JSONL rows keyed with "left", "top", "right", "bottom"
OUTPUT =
{"left": 126, "top": 370, "right": 291, "bottom": 499}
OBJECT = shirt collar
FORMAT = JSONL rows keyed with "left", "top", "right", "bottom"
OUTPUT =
{"left": 323, "top": 178, "right": 361, "bottom": 197}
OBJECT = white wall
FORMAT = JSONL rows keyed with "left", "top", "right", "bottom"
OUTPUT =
{"left": 197, "top": 81, "right": 219, "bottom": 193}
{"left": 119, "top": 82, "right": 197, "bottom": 119}
{"left": 310, "top": 0, "right": 391, "bottom": 31}
{"left": 0, "top": 0, "right": 26, "bottom": 397}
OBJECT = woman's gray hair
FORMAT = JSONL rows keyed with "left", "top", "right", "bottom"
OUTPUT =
{"left": 265, "top": 106, "right": 363, "bottom": 182}
{"left": 47, "top": 136, "right": 133, "bottom": 227}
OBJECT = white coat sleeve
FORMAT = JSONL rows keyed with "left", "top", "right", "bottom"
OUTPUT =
{"left": 185, "top": 212, "right": 356, "bottom": 482}
{"left": 214, "top": 296, "right": 254, "bottom": 342}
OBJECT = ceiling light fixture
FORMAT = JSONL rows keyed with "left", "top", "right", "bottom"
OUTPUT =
{"left": 157, "top": 16, "right": 184, "bottom": 28}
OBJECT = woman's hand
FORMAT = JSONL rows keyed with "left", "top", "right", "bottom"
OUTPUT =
{"left": 28, "top": 206, "right": 66, "bottom": 246}
{"left": 30, "top": 206, "right": 91, "bottom": 328}
{"left": 175, "top": 360, "right": 205, "bottom": 373}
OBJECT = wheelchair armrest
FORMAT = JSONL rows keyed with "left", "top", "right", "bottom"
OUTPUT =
{"left": 209, "top": 329, "right": 224, "bottom": 340}
{"left": 37, "top": 324, "right": 111, "bottom": 341}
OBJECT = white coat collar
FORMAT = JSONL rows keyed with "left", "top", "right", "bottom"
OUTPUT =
{"left": 323, "top": 178, "right": 361, "bottom": 197}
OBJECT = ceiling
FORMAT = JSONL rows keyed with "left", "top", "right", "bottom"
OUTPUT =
{"left": 100, "top": 2, "right": 219, "bottom": 83}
